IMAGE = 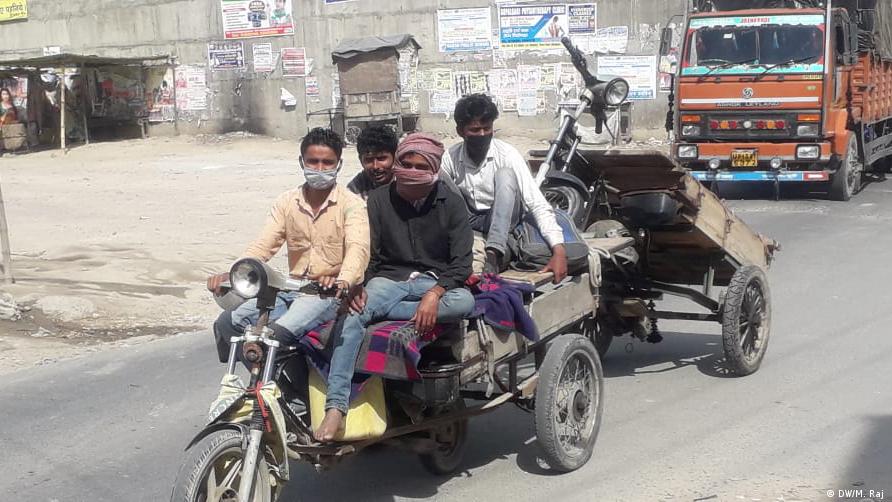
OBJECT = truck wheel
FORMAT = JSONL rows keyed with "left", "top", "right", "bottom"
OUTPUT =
{"left": 418, "top": 401, "right": 468, "bottom": 475}
{"left": 721, "top": 266, "right": 772, "bottom": 376}
{"left": 535, "top": 334, "right": 604, "bottom": 472}
{"left": 829, "top": 135, "right": 863, "bottom": 201}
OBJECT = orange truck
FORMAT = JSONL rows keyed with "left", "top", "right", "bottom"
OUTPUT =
{"left": 668, "top": 0, "right": 892, "bottom": 200}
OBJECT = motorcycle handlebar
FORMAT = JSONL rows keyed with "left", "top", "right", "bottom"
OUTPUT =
{"left": 560, "top": 37, "right": 597, "bottom": 87}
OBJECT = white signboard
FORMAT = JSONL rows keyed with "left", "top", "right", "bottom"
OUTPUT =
{"left": 597, "top": 55, "right": 656, "bottom": 100}
{"left": 437, "top": 8, "right": 493, "bottom": 52}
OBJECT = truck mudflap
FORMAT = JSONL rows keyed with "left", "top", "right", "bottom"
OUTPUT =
{"left": 690, "top": 170, "right": 830, "bottom": 182}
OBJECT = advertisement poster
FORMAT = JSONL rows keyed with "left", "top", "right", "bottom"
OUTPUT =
{"left": 498, "top": 4, "right": 568, "bottom": 49}
{"left": 597, "top": 55, "right": 656, "bottom": 100}
{"left": 540, "top": 64, "right": 557, "bottom": 89}
{"left": 331, "top": 72, "right": 341, "bottom": 107}
{"left": 220, "top": 0, "right": 294, "bottom": 39}
{"left": 429, "top": 91, "right": 457, "bottom": 114}
{"left": 517, "top": 89, "right": 538, "bottom": 116}
{"left": 659, "top": 73, "right": 673, "bottom": 92}
{"left": 428, "top": 68, "right": 454, "bottom": 92}
{"left": 208, "top": 42, "right": 246, "bottom": 70}
{"left": 454, "top": 72, "right": 489, "bottom": 96}
{"left": 518, "top": 65, "right": 541, "bottom": 91}
{"left": 0, "top": 0, "right": 27, "bottom": 22}
{"left": 252, "top": 43, "right": 274, "bottom": 72}
{"left": 305, "top": 76, "right": 320, "bottom": 101}
{"left": 175, "top": 66, "right": 208, "bottom": 111}
{"left": 437, "top": 8, "right": 493, "bottom": 52}
{"left": 593, "top": 26, "right": 629, "bottom": 54}
{"left": 324, "top": 0, "right": 355, "bottom": 3}
{"left": 281, "top": 48, "right": 306, "bottom": 77}
{"left": 557, "top": 62, "right": 581, "bottom": 102}
{"left": 568, "top": 4, "right": 596, "bottom": 34}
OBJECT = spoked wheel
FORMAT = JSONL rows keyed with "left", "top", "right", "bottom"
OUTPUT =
{"left": 344, "top": 125, "right": 363, "bottom": 145}
{"left": 829, "top": 134, "right": 863, "bottom": 201}
{"left": 542, "top": 183, "right": 586, "bottom": 226}
{"left": 721, "top": 265, "right": 772, "bottom": 376}
{"left": 535, "top": 334, "right": 604, "bottom": 472}
{"left": 418, "top": 401, "right": 469, "bottom": 475}
{"left": 170, "top": 429, "right": 274, "bottom": 502}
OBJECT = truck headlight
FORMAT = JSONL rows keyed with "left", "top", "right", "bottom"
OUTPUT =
{"left": 682, "top": 125, "right": 701, "bottom": 137}
{"left": 677, "top": 145, "right": 699, "bottom": 159}
{"left": 796, "top": 124, "right": 820, "bottom": 137}
{"left": 796, "top": 145, "right": 820, "bottom": 160}
{"left": 230, "top": 258, "right": 267, "bottom": 299}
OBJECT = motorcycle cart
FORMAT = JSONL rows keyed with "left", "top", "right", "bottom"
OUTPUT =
{"left": 172, "top": 248, "right": 638, "bottom": 501}
{"left": 533, "top": 147, "right": 780, "bottom": 376}
{"left": 331, "top": 34, "right": 421, "bottom": 144}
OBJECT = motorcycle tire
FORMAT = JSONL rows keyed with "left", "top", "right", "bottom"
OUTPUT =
{"left": 542, "top": 183, "right": 587, "bottom": 227}
{"left": 170, "top": 429, "right": 275, "bottom": 502}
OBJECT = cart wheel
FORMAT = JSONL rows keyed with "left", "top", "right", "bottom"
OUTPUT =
{"left": 345, "top": 126, "right": 362, "bottom": 145}
{"left": 418, "top": 401, "right": 468, "bottom": 475}
{"left": 535, "top": 334, "right": 604, "bottom": 472}
{"left": 721, "top": 265, "right": 772, "bottom": 376}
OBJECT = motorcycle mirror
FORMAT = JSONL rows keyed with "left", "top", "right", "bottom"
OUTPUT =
{"left": 659, "top": 27, "right": 674, "bottom": 56}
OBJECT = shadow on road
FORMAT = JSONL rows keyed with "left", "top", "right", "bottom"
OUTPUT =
{"left": 601, "top": 331, "right": 740, "bottom": 379}
{"left": 840, "top": 415, "right": 892, "bottom": 493}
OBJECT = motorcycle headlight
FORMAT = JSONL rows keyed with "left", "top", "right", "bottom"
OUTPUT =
{"left": 229, "top": 258, "right": 267, "bottom": 299}
{"left": 604, "top": 78, "right": 629, "bottom": 106}
{"left": 591, "top": 78, "right": 630, "bottom": 106}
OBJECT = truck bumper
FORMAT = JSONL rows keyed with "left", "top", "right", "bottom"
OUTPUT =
{"left": 676, "top": 141, "right": 836, "bottom": 182}
{"left": 690, "top": 170, "right": 830, "bottom": 182}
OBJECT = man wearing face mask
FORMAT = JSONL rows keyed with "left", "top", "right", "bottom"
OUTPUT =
{"left": 207, "top": 129, "right": 370, "bottom": 430}
{"left": 346, "top": 125, "right": 399, "bottom": 199}
{"left": 313, "top": 133, "right": 475, "bottom": 442}
{"left": 440, "top": 93, "right": 567, "bottom": 283}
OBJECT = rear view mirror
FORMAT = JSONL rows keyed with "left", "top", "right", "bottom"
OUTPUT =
{"left": 659, "top": 27, "right": 674, "bottom": 56}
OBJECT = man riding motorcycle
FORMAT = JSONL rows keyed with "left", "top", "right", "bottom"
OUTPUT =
{"left": 206, "top": 127, "right": 370, "bottom": 442}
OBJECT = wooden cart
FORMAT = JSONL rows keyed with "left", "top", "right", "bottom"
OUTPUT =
{"left": 331, "top": 34, "right": 420, "bottom": 143}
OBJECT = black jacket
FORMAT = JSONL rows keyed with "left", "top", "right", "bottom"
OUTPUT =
{"left": 365, "top": 181, "right": 473, "bottom": 290}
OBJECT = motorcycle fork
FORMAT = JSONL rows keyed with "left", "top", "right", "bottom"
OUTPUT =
{"left": 239, "top": 301, "right": 280, "bottom": 502}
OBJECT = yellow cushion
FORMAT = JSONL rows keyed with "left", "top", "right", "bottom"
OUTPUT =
{"left": 308, "top": 369, "right": 387, "bottom": 441}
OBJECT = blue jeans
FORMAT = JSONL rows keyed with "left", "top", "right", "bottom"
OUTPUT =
{"left": 326, "top": 276, "right": 475, "bottom": 413}
{"left": 467, "top": 166, "right": 523, "bottom": 256}
{"left": 230, "top": 292, "right": 339, "bottom": 344}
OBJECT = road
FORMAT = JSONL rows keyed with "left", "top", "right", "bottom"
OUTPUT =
{"left": 2, "top": 180, "right": 891, "bottom": 502}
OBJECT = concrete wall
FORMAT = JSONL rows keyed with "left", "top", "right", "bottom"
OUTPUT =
{"left": 0, "top": 0, "right": 688, "bottom": 140}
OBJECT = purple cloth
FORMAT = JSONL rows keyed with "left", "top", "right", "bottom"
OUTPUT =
{"left": 468, "top": 273, "right": 539, "bottom": 341}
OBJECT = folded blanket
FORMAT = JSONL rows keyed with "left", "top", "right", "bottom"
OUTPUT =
{"left": 467, "top": 273, "right": 539, "bottom": 341}
{"left": 299, "top": 319, "right": 444, "bottom": 382}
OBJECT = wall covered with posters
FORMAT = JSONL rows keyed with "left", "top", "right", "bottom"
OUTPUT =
{"left": 0, "top": 0, "right": 688, "bottom": 139}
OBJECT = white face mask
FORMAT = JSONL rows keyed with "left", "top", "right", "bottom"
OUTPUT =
{"left": 300, "top": 157, "right": 342, "bottom": 190}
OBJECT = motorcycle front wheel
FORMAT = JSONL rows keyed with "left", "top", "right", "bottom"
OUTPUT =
{"left": 542, "top": 183, "right": 587, "bottom": 227}
{"left": 170, "top": 429, "right": 275, "bottom": 502}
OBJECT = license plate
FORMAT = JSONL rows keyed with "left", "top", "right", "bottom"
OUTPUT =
{"left": 731, "top": 150, "right": 758, "bottom": 168}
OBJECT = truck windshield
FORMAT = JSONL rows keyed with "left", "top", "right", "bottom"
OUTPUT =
{"left": 682, "top": 15, "right": 826, "bottom": 76}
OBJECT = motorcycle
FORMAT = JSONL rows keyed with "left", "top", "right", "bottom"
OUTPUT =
{"left": 537, "top": 37, "right": 631, "bottom": 230}
{"left": 171, "top": 256, "right": 607, "bottom": 501}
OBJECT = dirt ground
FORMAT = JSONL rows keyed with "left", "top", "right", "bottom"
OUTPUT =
{"left": 0, "top": 129, "right": 668, "bottom": 374}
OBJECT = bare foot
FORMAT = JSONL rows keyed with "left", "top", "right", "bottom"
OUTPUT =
{"left": 314, "top": 408, "right": 345, "bottom": 442}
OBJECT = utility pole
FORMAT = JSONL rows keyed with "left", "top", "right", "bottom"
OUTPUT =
{"left": 0, "top": 175, "right": 13, "bottom": 283}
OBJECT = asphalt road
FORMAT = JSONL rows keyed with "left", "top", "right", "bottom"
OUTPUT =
{"left": 2, "top": 180, "right": 892, "bottom": 502}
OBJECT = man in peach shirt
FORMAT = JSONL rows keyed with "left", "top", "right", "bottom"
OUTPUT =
{"left": 207, "top": 128, "right": 369, "bottom": 440}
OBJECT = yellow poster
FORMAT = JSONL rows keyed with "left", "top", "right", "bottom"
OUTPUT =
{"left": 0, "top": 0, "right": 27, "bottom": 22}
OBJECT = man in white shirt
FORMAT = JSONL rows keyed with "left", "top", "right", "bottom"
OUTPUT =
{"left": 440, "top": 93, "right": 567, "bottom": 283}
